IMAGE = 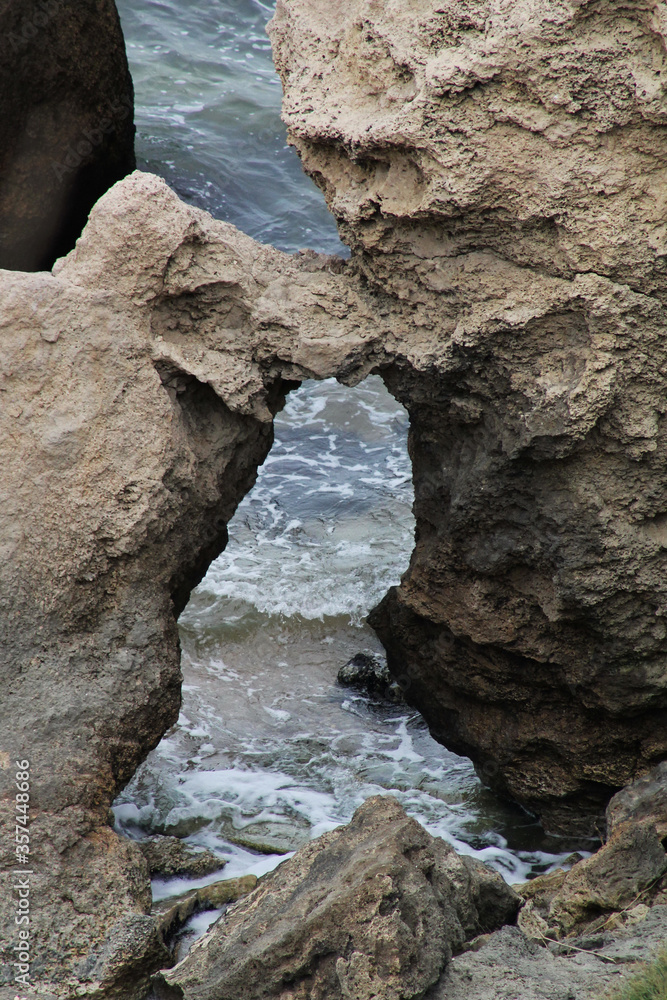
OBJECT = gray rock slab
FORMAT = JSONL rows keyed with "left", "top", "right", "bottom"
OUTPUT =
{"left": 153, "top": 796, "right": 519, "bottom": 1000}
{"left": 431, "top": 905, "right": 667, "bottom": 1000}
{"left": 139, "top": 837, "right": 225, "bottom": 878}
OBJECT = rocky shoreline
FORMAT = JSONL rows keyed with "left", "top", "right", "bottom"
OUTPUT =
{"left": 3, "top": 0, "right": 667, "bottom": 996}
{"left": 147, "top": 771, "right": 667, "bottom": 1000}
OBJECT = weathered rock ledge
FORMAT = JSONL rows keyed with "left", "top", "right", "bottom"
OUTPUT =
{"left": 3, "top": 0, "right": 667, "bottom": 993}
{"left": 437, "top": 761, "right": 667, "bottom": 999}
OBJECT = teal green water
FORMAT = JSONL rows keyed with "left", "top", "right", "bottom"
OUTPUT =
{"left": 116, "top": 0, "right": 345, "bottom": 254}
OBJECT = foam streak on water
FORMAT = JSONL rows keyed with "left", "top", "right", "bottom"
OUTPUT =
{"left": 202, "top": 379, "right": 414, "bottom": 621}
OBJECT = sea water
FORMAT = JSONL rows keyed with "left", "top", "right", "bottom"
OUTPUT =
{"left": 114, "top": 0, "right": 345, "bottom": 255}
{"left": 113, "top": 0, "right": 590, "bottom": 952}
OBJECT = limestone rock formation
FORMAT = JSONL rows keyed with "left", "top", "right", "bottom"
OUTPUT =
{"left": 607, "top": 759, "right": 667, "bottom": 838}
{"left": 0, "top": 0, "right": 135, "bottom": 271}
{"left": 5, "top": 0, "right": 667, "bottom": 989}
{"left": 433, "top": 906, "right": 667, "bottom": 1000}
{"left": 269, "top": 0, "right": 667, "bottom": 834}
{"left": 0, "top": 170, "right": 385, "bottom": 997}
{"left": 152, "top": 796, "right": 519, "bottom": 1000}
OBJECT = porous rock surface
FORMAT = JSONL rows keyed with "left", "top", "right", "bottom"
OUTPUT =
{"left": 4, "top": 0, "right": 667, "bottom": 992}
{"left": 0, "top": 0, "right": 135, "bottom": 271}
{"left": 0, "top": 169, "right": 390, "bottom": 997}
{"left": 269, "top": 0, "right": 667, "bottom": 834}
{"left": 153, "top": 796, "right": 519, "bottom": 1000}
{"left": 518, "top": 760, "right": 667, "bottom": 939}
{"left": 433, "top": 905, "right": 667, "bottom": 1000}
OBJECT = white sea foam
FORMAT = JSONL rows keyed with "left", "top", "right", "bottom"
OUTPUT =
{"left": 183, "top": 377, "right": 414, "bottom": 622}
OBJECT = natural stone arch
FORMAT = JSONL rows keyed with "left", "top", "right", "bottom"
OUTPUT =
{"left": 269, "top": 0, "right": 667, "bottom": 831}
{"left": 4, "top": 0, "right": 667, "bottom": 992}
{"left": 3, "top": 154, "right": 667, "bottom": 993}
{"left": 0, "top": 172, "right": 397, "bottom": 998}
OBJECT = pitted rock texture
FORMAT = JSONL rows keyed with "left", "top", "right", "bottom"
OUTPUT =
{"left": 0, "top": 0, "right": 136, "bottom": 271}
{"left": 6, "top": 0, "right": 667, "bottom": 983}
{"left": 607, "top": 759, "right": 667, "bottom": 838}
{"left": 269, "top": 0, "right": 667, "bottom": 295}
{"left": 153, "top": 796, "right": 519, "bottom": 1000}
{"left": 0, "top": 170, "right": 390, "bottom": 997}
{"left": 269, "top": 0, "right": 667, "bottom": 834}
{"left": 433, "top": 906, "right": 667, "bottom": 1000}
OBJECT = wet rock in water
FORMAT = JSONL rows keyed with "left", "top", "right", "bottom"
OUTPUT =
{"left": 153, "top": 876, "right": 259, "bottom": 941}
{"left": 223, "top": 824, "right": 309, "bottom": 856}
{"left": 337, "top": 652, "right": 405, "bottom": 702}
{"left": 196, "top": 875, "right": 258, "bottom": 910}
{"left": 138, "top": 837, "right": 225, "bottom": 878}
{"left": 153, "top": 796, "right": 519, "bottom": 1000}
{"left": 0, "top": 0, "right": 135, "bottom": 270}
{"left": 517, "top": 764, "right": 667, "bottom": 939}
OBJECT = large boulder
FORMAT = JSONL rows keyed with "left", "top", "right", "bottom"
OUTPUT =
{"left": 269, "top": 0, "right": 667, "bottom": 834}
{"left": 0, "top": 170, "right": 386, "bottom": 997}
{"left": 0, "top": 0, "right": 135, "bottom": 271}
{"left": 153, "top": 796, "right": 519, "bottom": 1000}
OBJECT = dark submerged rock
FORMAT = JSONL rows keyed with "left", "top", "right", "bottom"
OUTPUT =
{"left": 337, "top": 652, "right": 405, "bottom": 702}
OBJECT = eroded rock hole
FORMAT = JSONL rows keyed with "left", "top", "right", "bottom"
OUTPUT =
{"left": 113, "top": 376, "right": 584, "bottom": 960}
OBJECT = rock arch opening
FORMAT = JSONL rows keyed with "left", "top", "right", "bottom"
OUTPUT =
{"left": 112, "top": 373, "right": 581, "bottom": 958}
